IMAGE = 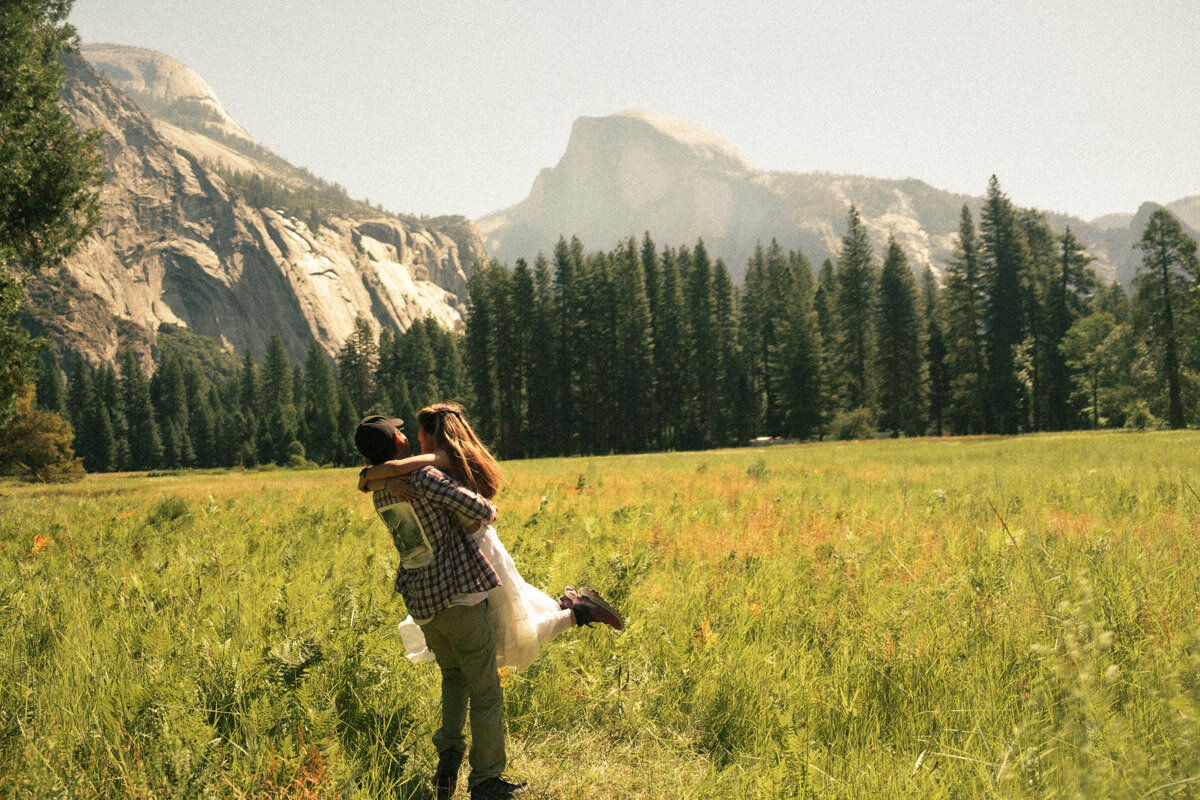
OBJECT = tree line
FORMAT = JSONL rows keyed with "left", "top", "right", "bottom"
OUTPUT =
{"left": 7, "top": 175, "right": 1199, "bottom": 479}
{"left": 20, "top": 317, "right": 467, "bottom": 475}
{"left": 462, "top": 177, "right": 1200, "bottom": 458}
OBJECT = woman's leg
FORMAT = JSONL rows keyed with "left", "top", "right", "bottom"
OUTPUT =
{"left": 544, "top": 608, "right": 575, "bottom": 640}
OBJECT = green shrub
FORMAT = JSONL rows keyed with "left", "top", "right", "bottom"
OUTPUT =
{"left": 828, "top": 407, "right": 878, "bottom": 440}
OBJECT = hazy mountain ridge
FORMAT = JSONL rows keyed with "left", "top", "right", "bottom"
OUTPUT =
{"left": 1166, "top": 195, "right": 1200, "bottom": 231}
{"left": 480, "top": 110, "right": 1198, "bottom": 286}
{"left": 29, "top": 45, "right": 485, "bottom": 370}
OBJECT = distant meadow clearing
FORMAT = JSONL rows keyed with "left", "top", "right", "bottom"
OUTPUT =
{"left": 2, "top": 431, "right": 1199, "bottom": 799}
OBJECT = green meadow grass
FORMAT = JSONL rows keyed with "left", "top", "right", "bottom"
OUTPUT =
{"left": 2, "top": 431, "right": 1199, "bottom": 799}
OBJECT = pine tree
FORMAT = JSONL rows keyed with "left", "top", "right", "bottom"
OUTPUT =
{"left": 427, "top": 319, "right": 466, "bottom": 405}
{"left": 875, "top": 238, "right": 924, "bottom": 436}
{"left": 922, "top": 268, "right": 949, "bottom": 436}
{"left": 402, "top": 320, "right": 441, "bottom": 414}
{"left": 65, "top": 355, "right": 87, "bottom": 439}
{"left": 498, "top": 262, "right": 531, "bottom": 457}
{"left": 740, "top": 244, "right": 771, "bottom": 433}
{"left": 464, "top": 260, "right": 503, "bottom": 445}
{"left": 834, "top": 206, "right": 878, "bottom": 417}
{"left": 1061, "top": 312, "right": 1118, "bottom": 429}
{"left": 1018, "top": 210, "right": 1051, "bottom": 430}
{"left": 654, "top": 246, "right": 689, "bottom": 450}
{"left": 235, "top": 349, "right": 260, "bottom": 466}
{"left": 189, "top": 389, "right": 217, "bottom": 468}
{"left": 301, "top": 340, "right": 341, "bottom": 465}
{"left": 67, "top": 360, "right": 114, "bottom": 472}
{"left": 120, "top": 350, "right": 162, "bottom": 470}
{"left": 710, "top": 256, "right": 743, "bottom": 446}
{"left": 0, "top": 272, "right": 35, "bottom": 429}
{"left": 34, "top": 350, "right": 66, "bottom": 416}
{"left": 152, "top": 353, "right": 194, "bottom": 466}
{"left": 684, "top": 241, "right": 719, "bottom": 447}
{"left": 160, "top": 419, "right": 186, "bottom": 469}
{"left": 639, "top": 233, "right": 667, "bottom": 446}
{"left": 95, "top": 362, "right": 129, "bottom": 469}
{"left": 553, "top": 237, "right": 584, "bottom": 454}
{"left": 762, "top": 241, "right": 796, "bottom": 432}
{"left": 0, "top": 0, "right": 103, "bottom": 426}
{"left": 942, "top": 206, "right": 988, "bottom": 434}
{"left": 337, "top": 316, "right": 378, "bottom": 419}
{"left": 613, "top": 238, "right": 655, "bottom": 452}
{"left": 641, "top": 232, "right": 661, "bottom": 350}
{"left": 375, "top": 328, "right": 409, "bottom": 437}
{"left": 1044, "top": 228, "right": 1097, "bottom": 429}
{"left": 776, "top": 248, "right": 822, "bottom": 439}
{"left": 526, "top": 254, "right": 559, "bottom": 456}
{"left": 652, "top": 247, "right": 681, "bottom": 448}
{"left": 812, "top": 258, "right": 838, "bottom": 435}
{"left": 206, "top": 381, "right": 235, "bottom": 467}
{"left": 979, "top": 176, "right": 1031, "bottom": 434}
{"left": 579, "top": 251, "right": 620, "bottom": 453}
{"left": 335, "top": 383, "right": 361, "bottom": 466}
{"left": 1133, "top": 208, "right": 1200, "bottom": 429}
{"left": 239, "top": 349, "right": 260, "bottom": 414}
{"left": 1095, "top": 281, "right": 1130, "bottom": 322}
{"left": 259, "top": 334, "right": 298, "bottom": 464}
{"left": 262, "top": 334, "right": 293, "bottom": 408}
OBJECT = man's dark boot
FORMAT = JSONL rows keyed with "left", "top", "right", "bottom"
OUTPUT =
{"left": 434, "top": 748, "right": 465, "bottom": 800}
{"left": 470, "top": 776, "right": 529, "bottom": 799}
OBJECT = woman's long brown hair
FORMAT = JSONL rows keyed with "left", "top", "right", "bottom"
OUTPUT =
{"left": 416, "top": 401, "right": 504, "bottom": 499}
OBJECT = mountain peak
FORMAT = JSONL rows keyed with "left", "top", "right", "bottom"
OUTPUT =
{"left": 597, "top": 110, "right": 753, "bottom": 172}
{"left": 564, "top": 110, "right": 753, "bottom": 175}
{"left": 81, "top": 43, "right": 253, "bottom": 143}
{"left": 478, "top": 111, "right": 1159, "bottom": 284}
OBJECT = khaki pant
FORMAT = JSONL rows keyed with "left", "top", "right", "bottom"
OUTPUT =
{"left": 419, "top": 600, "right": 506, "bottom": 788}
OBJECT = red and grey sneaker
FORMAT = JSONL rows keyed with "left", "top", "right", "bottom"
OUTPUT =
{"left": 557, "top": 585, "right": 581, "bottom": 610}
{"left": 560, "top": 585, "right": 624, "bottom": 631}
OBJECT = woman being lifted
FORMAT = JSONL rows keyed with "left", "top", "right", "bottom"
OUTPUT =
{"left": 356, "top": 402, "right": 622, "bottom": 799}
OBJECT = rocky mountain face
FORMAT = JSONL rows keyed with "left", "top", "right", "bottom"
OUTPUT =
{"left": 479, "top": 110, "right": 1197, "bottom": 286}
{"left": 26, "top": 46, "right": 485, "bottom": 369}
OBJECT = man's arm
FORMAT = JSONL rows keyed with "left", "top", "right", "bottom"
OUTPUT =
{"left": 357, "top": 452, "right": 444, "bottom": 493}
{"left": 360, "top": 474, "right": 419, "bottom": 501}
{"left": 411, "top": 468, "right": 497, "bottom": 525}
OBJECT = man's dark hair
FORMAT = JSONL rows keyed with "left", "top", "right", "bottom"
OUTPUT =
{"left": 354, "top": 415, "right": 405, "bottom": 465}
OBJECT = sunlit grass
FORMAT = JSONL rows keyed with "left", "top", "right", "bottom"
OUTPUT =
{"left": 2, "top": 430, "right": 1199, "bottom": 798}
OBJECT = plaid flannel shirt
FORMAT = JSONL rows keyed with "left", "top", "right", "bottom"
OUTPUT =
{"left": 373, "top": 466, "right": 499, "bottom": 621}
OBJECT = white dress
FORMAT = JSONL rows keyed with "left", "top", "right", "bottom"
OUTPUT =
{"left": 397, "top": 525, "right": 567, "bottom": 671}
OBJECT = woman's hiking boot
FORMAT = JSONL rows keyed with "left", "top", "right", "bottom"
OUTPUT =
{"left": 559, "top": 585, "right": 624, "bottom": 630}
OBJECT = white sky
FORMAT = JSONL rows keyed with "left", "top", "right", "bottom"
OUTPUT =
{"left": 69, "top": 1, "right": 1200, "bottom": 222}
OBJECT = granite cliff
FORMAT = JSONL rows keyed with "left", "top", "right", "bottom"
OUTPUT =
{"left": 479, "top": 110, "right": 1199, "bottom": 285}
{"left": 24, "top": 45, "right": 485, "bottom": 368}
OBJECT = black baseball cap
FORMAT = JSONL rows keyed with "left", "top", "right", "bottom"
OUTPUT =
{"left": 354, "top": 415, "right": 405, "bottom": 465}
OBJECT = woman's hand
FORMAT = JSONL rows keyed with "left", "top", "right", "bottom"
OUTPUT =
{"left": 385, "top": 475, "right": 418, "bottom": 502}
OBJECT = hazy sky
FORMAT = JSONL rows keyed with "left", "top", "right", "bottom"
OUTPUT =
{"left": 69, "top": 1, "right": 1199, "bottom": 222}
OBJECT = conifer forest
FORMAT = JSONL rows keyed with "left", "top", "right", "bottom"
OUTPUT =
{"left": 28, "top": 179, "right": 1200, "bottom": 475}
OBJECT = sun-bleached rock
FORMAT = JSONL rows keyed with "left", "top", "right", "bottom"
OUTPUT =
{"left": 29, "top": 49, "right": 484, "bottom": 369}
